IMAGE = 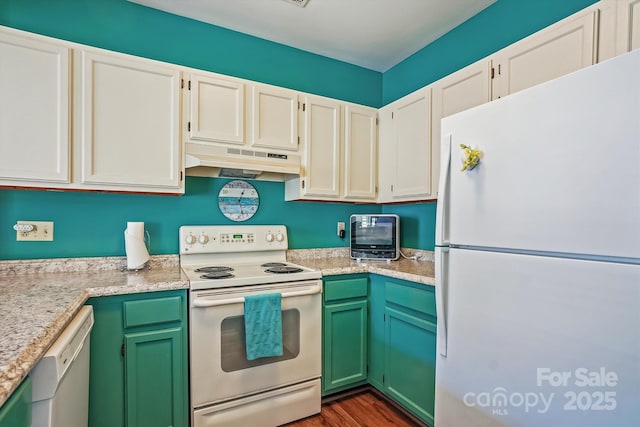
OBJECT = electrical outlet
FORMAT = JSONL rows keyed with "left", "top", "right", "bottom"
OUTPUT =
{"left": 15, "top": 221, "right": 54, "bottom": 241}
{"left": 337, "top": 222, "right": 346, "bottom": 238}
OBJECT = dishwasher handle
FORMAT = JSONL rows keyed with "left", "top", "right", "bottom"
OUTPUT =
{"left": 192, "top": 287, "right": 321, "bottom": 308}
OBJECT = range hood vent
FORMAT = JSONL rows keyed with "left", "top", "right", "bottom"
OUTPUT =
{"left": 218, "top": 168, "right": 260, "bottom": 179}
{"left": 185, "top": 143, "right": 301, "bottom": 180}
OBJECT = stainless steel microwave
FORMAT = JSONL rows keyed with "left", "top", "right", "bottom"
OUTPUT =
{"left": 350, "top": 214, "right": 399, "bottom": 260}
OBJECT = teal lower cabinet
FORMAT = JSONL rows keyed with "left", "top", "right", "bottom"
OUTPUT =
{"left": 370, "top": 275, "right": 437, "bottom": 426}
{"left": 87, "top": 290, "right": 188, "bottom": 427}
{"left": 0, "top": 377, "right": 31, "bottom": 427}
{"left": 322, "top": 275, "right": 369, "bottom": 395}
{"left": 368, "top": 274, "right": 386, "bottom": 391}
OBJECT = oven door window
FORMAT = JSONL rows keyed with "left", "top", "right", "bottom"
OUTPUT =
{"left": 220, "top": 309, "right": 300, "bottom": 372}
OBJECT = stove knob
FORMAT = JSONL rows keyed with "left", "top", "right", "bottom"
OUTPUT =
{"left": 275, "top": 232, "right": 284, "bottom": 242}
{"left": 198, "top": 234, "right": 209, "bottom": 244}
{"left": 265, "top": 233, "right": 274, "bottom": 242}
{"left": 185, "top": 234, "right": 196, "bottom": 245}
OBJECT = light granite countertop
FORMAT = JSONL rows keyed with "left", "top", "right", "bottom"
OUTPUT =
{"left": 0, "top": 255, "right": 187, "bottom": 407}
{"left": 288, "top": 247, "right": 436, "bottom": 286}
{"left": 0, "top": 249, "right": 434, "bottom": 408}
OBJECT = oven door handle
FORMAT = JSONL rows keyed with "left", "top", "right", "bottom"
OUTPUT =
{"left": 191, "top": 287, "right": 321, "bottom": 308}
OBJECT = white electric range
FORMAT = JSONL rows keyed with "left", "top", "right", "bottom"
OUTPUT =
{"left": 180, "top": 225, "right": 322, "bottom": 427}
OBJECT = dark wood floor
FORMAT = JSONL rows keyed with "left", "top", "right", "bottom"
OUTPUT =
{"left": 283, "top": 390, "right": 423, "bottom": 427}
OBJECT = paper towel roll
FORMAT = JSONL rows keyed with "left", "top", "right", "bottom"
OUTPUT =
{"left": 125, "top": 222, "right": 150, "bottom": 270}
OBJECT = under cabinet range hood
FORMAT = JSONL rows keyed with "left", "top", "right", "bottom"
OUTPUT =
{"left": 185, "top": 143, "right": 301, "bottom": 181}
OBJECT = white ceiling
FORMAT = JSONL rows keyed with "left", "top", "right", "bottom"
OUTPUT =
{"left": 128, "top": 0, "right": 496, "bottom": 72}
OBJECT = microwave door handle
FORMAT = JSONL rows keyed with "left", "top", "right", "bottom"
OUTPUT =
{"left": 192, "top": 287, "right": 321, "bottom": 308}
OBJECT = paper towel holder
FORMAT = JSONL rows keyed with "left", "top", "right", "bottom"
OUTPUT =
{"left": 122, "top": 222, "right": 152, "bottom": 272}
{"left": 122, "top": 230, "right": 151, "bottom": 272}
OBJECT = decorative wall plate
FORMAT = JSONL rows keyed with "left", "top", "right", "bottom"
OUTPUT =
{"left": 218, "top": 180, "right": 259, "bottom": 221}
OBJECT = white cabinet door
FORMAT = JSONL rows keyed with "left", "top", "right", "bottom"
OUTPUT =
{"left": 78, "top": 50, "right": 183, "bottom": 192}
{"left": 249, "top": 84, "right": 299, "bottom": 151}
{"left": 286, "top": 98, "right": 376, "bottom": 202}
{"left": 388, "top": 87, "right": 432, "bottom": 200}
{"left": 298, "top": 95, "right": 341, "bottom": 199}
{"left": 0, "top": 30, "right": 70, "bottom": 184}
{"left": 187, "top": 73, "right": 244, "bottom": 145}
{"left": 430, "top": 60, "right": 491, "bottom": 199}
{"left": 343, "top": 104, "right": 377, "bottom": 201}
{"left": 617, "top": 0, "right": 640, "bottom": 53}
{"left": 492, "top": 10, "right": 597, "bottom": 99}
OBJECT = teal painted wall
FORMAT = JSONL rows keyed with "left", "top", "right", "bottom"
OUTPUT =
{"left": 0, "top": 178, "right": 380, "bottom": 259}
{"left": 382, "top": 0, "right": 599, "bottom": 104}
{"left": 381, "top": 202, "right": 437, "bottom": 250}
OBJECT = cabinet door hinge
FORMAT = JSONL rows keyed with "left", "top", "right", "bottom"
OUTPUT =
{"left": 120, "top": 343, "right": 125, "bottom": 357}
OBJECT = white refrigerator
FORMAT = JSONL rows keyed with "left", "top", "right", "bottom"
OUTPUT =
{"left": 434, "top": 49, "right": 640, "bottom": 427}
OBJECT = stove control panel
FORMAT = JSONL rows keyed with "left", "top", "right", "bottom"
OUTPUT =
{"left": 179, "top": 225, "right": 288, "bottom": 254}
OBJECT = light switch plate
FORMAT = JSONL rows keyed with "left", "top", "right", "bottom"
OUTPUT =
{"left": 16, "top": 221, "right": 54, "bottom": 241}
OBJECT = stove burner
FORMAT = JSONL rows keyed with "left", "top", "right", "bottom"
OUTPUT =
{"left": 195, "top": 266, "right": 234, "bottom": 273}
{"left": 261, "top": 262, "right": 288, "bottom": 268}
{"left": 200, "top": 272, "right": 235, "bottom": 280}
{"left": 265, "top": 266, "right": 304, "bottom": 274}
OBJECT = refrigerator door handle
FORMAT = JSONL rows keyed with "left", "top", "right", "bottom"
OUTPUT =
{"left": 435, "top": 246, "right": 449, "bottom": 357}
{"left": 435, "top": 133, "right": 452, "bottom": 246}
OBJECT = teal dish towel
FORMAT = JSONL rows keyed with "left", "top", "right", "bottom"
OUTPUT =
{"left": 244, "top": 293, "right": 283, "bottom": 361}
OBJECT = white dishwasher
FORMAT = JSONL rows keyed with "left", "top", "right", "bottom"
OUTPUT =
{"left": 29, "top": 306, "right": 94, "bottom": 427}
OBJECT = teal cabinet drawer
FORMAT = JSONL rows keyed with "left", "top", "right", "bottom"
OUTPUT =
{"left": 385, "top": 281, "right": 436, "bottom": 318}
{"left": 123, "top": 296, "right": 182, "bottom": 328}
{"left": 324, "top": 277, "right": 368, "bottom": 302}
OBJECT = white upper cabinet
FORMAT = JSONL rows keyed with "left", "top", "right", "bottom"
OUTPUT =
{"left": 187, "top": 73, "right": 244, "bottom": 145}
{"left": 77, "top": 50, "right": 183, "bottom": 192}
{"left": 378, "top": 87, "right": 432, "bottom": 203}
{"left": 249, "top": 83, "right": 299, "bottom": 152}
{"left": 285, "top": 98, "right": 377, "bottom": 202}
{"left": 491, "top": 9, "right": 598, "bottom": 99}
{"left": 297, "top": 94, "right": 341, "bottom": 199}
{"left": 617, "top": 0, "right": 640, "bottom": 53}
{"left": 0, "top": 30, "right": 71, "bottom": 184}
{"left": 343, "top": 104, "right": 377, "bottom": 201}
{"left": 430, "top": 60, "right": 492, "bottom": 199}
